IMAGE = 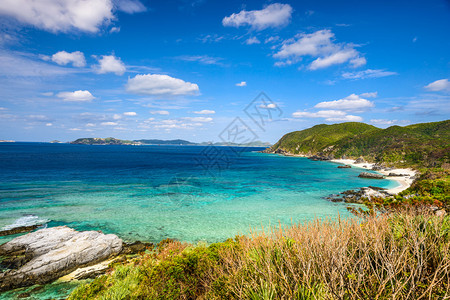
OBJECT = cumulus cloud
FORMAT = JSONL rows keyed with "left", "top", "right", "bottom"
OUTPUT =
{"left": 273, "top": 29, "right": 366, "bottom": 70}
{"left": 425, "top": 79, "right": 450, "bottom": 92}
{"left": 236, "top": 81, "right": 247, "bottom": 87}
{"left": 309, "top": 49, "right": 362, "bottom": 70}
{"left": 245, "top": 37, "right": 260, "bottom": 45}
{"left": 150, "top": 110, "right": 170, "bottom": 115}
{"left": 101, "top": 121, "right": 118, "bottom": 126}
{"left": 93, "top": 55, "right": 126, "bottom": 75}
{"left": 123, "top": 111, "right": 137, "bottom": 116}
{"left": 194, "top": 110, "right": 215, "bottom": 114}
{"left": 0, "top": 0, "right": 114, "bottom": 33}
{"left": 57, "top": 90, "right": 95, "bottom": 102}
{"left": 314, "top": 94, "right": 375, "bottom": 112}
{"left": 342, "top": 69, "right": 397, "bottom": 80}
{"left": 292, "top": 110, "right": 362, "bottom": 122}
{"left": 126, "top": 74, "right": 200, "bottom": 97}
{"left": 222, "top": 3, "right": 293, "bottom": 30}
{"left": 50, "top": 51, "right": 86, "bottom": 67}
{"left": 0, "top": 50, "right": 79, "bottom": 77}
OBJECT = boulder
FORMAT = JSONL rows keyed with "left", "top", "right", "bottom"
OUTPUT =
{"left": 337, "top": 165, "right": 351, "bottom": 169}
{"left": 358, "top": 172, "right": 384, "bottom": 179}
{"left": 0, "top": 226, "right": 122, "bottom": 291}
{"left": 354, "top": 157, "right": 366, "bottom": 164}
{"left": 388, "top": 173, "right": 409, "bottom": 177}
{"left": 0, "top": 225, "right": 41, "bottom": 237}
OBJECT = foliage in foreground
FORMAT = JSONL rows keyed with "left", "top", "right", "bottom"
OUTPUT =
{"left": 69, "top": 212, "right": 450, "bottom": 299}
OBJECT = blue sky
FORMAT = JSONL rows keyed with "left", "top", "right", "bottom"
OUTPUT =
{"left": 0, "top": 0, "right": 449, "bottom": 143}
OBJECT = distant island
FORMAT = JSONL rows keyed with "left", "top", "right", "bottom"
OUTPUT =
{"left": 70, "top": 137, "right": 271, "bottom": 147}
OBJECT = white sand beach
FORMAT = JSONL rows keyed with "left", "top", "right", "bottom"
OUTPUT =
{"left": 330, "top": 159, "right": 416, "bottom": 194}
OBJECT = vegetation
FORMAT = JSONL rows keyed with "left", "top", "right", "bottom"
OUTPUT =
{"left": 267, "top": 120, "right": 450, "bottom": 168}
{"left": 69, "top": 211, "right": 450, "bottom": 299}
{"left": 67, "top": 120, "right": 450, "bottom": 299}
{"left": 354, "top": 168, "right": 450, "bottom": 214}
{"left": 71, "top": 137, "right": 138, "bottom": 145}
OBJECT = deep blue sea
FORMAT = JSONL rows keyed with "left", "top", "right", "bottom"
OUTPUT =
{"left": 0, "top": 143, "right": 398, "bottom": 244}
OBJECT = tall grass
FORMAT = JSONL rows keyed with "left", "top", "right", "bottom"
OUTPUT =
{"left": 69, "top": 211, "right": 450, "bottom": 299}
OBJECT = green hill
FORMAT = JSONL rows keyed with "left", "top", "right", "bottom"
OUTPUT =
{"left": 265, "top": 120, "right": 450, "bottom": 167}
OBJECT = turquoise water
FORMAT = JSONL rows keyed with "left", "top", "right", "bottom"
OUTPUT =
{"left": 0, "top": 143, "right": 398, "bottom": 244}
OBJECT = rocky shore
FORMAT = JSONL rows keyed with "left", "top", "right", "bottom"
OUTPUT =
{"left": 0, "top": 226, "right": 153, "bottom": 292}
{"left": 262, "top": 148, "right": 416, "bottom": 195}
{"left": 325, "top": 186, "right": 392, "bottom": 204}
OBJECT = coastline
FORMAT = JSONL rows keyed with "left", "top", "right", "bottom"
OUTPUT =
{"left": 330, "top": 159, "right": 416, "bottom": 194}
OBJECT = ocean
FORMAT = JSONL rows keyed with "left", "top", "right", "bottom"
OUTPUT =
{"left": 0, "top": 142, "right": 398, "bottom": 244}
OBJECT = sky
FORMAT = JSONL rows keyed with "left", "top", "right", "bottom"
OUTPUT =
{"left": 0, "top": 0, "right": 449, "bottom": 143}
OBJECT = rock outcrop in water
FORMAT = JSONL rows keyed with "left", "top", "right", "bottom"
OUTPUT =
{"left": 0, "top": 226, "right": 122, "bottom": 291}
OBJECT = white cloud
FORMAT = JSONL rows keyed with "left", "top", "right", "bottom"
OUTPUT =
{"left": 274, "top": 29, "right": 365, "bottom": 70}
{"left": 222, "top": 3, "right": 293, "bottom": 30}
{"left": 46, "top": 123, "right": 53, "bottom": 126}
{"left": 292, "top": 110, "right": 346, "bottom": 118}
{"left": 126, "top": 74, "right": 200, "bottom": 97}
{"left": 326, "top": 115, "right": 363, "bottom": 122}
{"left": 182, "top": 117, "right": 213, "bottom": 122}
{"left": 0, "top": 0, "right": 114, "bottom": 33}
{"left": 110, "top": 26, "right": 120, "bottom": 33}
{"left": 236, "top": 81, "right": 247, "bottom": 87}
{"left": 93, "top": 55, "right": 126, "bottom": 75}
{"left": 150, "top": 110, "right": 170, "bottom": 115}
{"left": 114, "top": 0, "right": 146, "bottom": 13}
{"left": 314, "top": 94, "right": 375, "bottom": 111}
{"left": 0, "top": 50, "right": 78, "bottom": 77}
{"left": 245, "top": 37, "right": 260, "bottom": 45}
{"left": 101, "top": 121, "right": 118, "bottom": 126}
{"left": 57, "top": 90, "right": 95, "bottom": 102}
{"left": 309, "top": 49, "right": 359, "bottom": 70}
{"left": 360, "top": 92, "right": 378, "bottom": 98}
{"left": 123, "top": 111, "right": 137, "bottom": 116}
{"left": 424, "top": 79, "right": 450, "bottom": 92}
{"left": 370, "top": 119, "right": 397, "bottom": 125}
{"left": 194, "top": 110, "right": 215, "bottom": 114}
{"left": 86, "top": 123, "right": 96, "bottom": 127}
{"left": 0, "top": 107, "right": 6, "bottom": 111}
{"left": 260, "top": 103, "right": 277, "bottom": 109}
{"left": 342, "top": 69, "right": 397, "bottom": 80}
{"left": 51, "top": 51, "right": 86, "bottom": 67}
{"left": 292, "top": 110, "right": 362, "bottom": 122}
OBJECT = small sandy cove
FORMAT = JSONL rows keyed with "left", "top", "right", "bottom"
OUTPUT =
{"left": 331, "top": 159, "right": 416, "bottom": 194}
